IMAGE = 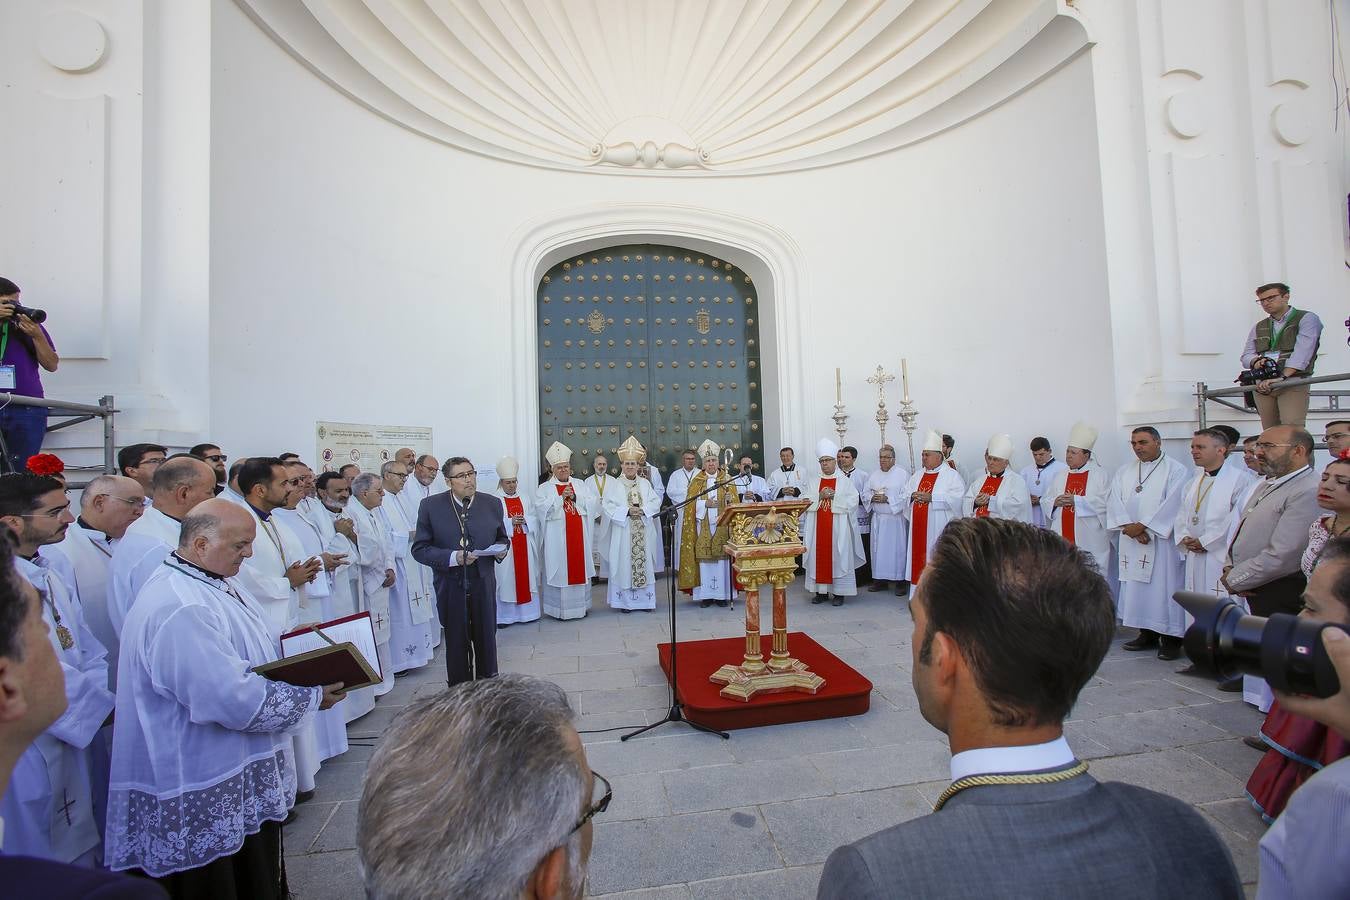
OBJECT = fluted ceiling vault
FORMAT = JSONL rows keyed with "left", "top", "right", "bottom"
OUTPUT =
{"left": 235, "top": 0, "right": 1090, "bottom": 174}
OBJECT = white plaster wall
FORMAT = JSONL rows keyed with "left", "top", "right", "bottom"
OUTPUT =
{"left": 206, "top": 0, "right": 1119, "bottom": 478}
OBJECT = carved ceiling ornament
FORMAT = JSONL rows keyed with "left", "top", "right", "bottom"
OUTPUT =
{"left": 234, "top": 0, "right": 1089, "bottom": 174}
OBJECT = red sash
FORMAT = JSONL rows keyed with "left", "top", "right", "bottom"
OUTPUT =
{"left": 814, "top": 478, "right": 836, "bottom": 585}
{"left": 1062, "top": 471, "right": 1090, "bottom": 545}
{"left": 556, "top": 483, "right": 586, "bottom": 585}
{"left": 974, "top": 475, "right": 1002, "bottom": 519}
{"left": 504, "top": 496, "right": 531, "bottom": 603}
{"left": 910, "top": 472, "right": 940, "bottom": 581}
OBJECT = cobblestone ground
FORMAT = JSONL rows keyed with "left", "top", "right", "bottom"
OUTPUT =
{"left": 288, "top": 577, "right": 1266, "bottom": 898}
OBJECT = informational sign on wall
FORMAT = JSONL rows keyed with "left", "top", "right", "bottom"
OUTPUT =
{"left": 315, "top": 421, "right": 433, "bottom": 474}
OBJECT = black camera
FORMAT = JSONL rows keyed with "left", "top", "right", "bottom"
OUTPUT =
{"left": 1236, "top": 355, "right": 1280, "bottom": 387}
{"left": 0, "top": 299, "right": 47, "bottom": 324}
{"left": 1177, "top": 592, "right": 1346, "bottom": 697}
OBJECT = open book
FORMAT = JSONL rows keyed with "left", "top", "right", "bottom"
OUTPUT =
{"left": 253, "top": 612, "right": 383, "bottom": 692}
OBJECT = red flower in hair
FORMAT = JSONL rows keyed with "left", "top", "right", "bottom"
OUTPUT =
{"left": 26, "top": 453, "right": 65, "bottom": 477}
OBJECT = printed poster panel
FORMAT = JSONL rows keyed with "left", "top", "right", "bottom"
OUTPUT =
{"left": 315, "top": 421, "right": 433, "bottom": 474}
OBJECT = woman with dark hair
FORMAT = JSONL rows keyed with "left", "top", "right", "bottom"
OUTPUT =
{"left": 1246, "top": 458, "right": 1350, "bottom": 821}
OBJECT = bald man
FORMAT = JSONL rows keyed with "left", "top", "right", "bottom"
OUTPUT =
{"left": 50, "top": 474, "right": 145, "bottom": 682}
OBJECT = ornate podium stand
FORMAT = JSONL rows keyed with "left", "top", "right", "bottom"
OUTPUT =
{"left": 709, "top": 500, "right": 826, "bottom": 701}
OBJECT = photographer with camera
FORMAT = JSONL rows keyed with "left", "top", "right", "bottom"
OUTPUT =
{"left": 1252, "top": 536, "right": 1350, "bottom": 898}
{"left": 0, "top": 278, "right": 58, "bottom": 475}
{"left": 1240, "top": 283, "right": 1323, "bottom": 429}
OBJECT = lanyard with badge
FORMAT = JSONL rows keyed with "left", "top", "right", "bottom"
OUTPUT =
{"left": 0, "top": 323, "right": 16, "bottom": 391}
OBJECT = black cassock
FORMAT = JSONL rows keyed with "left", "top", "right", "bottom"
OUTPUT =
{"left": 411, "top": 491, "right": 509, "bottom": 686}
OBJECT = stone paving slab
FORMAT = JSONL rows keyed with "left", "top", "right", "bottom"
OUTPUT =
{"left": 287, "top": 579, "right": 1267, "bottom": 899}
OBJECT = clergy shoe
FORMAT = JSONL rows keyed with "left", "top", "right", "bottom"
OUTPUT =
{"left": 868, "top": 580, "right": 889, "bottom": 592}
{"left": 295, "top": 790, "right": 315, "bottom": 805}
{"left": 812, "top": 594, "right": 828, "bottom": 604}
{"left": 1157, "top": 639, "right": 1182, "bottom": 661}
{"left": 895, "top": 582, "right": 910, "bottom": 597}
{"left": 1243, "top": 735, "right": 1267, "bottom": 752}
{"left": 715, "top": 599, "right": 729, "bottom": 608}
{"left": 1174, "top": 663, "right": 1199, "bottom": 675}
{"left": 831, "top": 597, "right": 844, "bottom": 607}
{"left": 620, "top": 609, "right": 632, "bottom": 614}
{"left": 1216, "top": 675, "right": 1243, "bottom": 693}
{"left": 1122, "top": 631, "right": 1159, "bottom": 651}
{"left": 699, "top": 599, "right": 713, "bottom": 608}
{"left": 496, "top": 623, "right": 511, "bottom": 631}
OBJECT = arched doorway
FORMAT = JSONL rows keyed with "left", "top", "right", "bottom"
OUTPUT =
{"left": 536, "top": 243, "right": 765, "bottom": 477}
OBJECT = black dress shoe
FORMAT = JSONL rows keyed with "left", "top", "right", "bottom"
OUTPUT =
{"left": 831, "top": 596, "right": 844, "bottom": 607}
{"left": 700, "top": 599, "right": 713, "bottom": 608}
{"left": 811, "top": 594, "right": 828, "bottom": 604}
{"left": 294, "top": 790, "right": 315, "bottom": 805}
{"left": 1243, "top": 735, "right": 1267, "bottom": 752}
{"left": 1216, "top": 675, "right": 1243, "bottom": 693}
{"left": 620, "top": 609, "right": 632, "bottom": 614}
{"left": 715, "top": 599, "right": 729, "bottom": 608}
{"left": 1174, "top": 663, "right": 1198, "bottom": 675}
{"left": 496, "top": 623, "right": 511, "bottom": 630}
{"left": 895, "top": 582, "right": 910, "bottom": 597}
{"left": 1122, "top": 632, "right": 1159, "bottom": 651}
{"left": 1157, "top": 645, "right": 1181, "bottom": 661}
{"left": 868, "top": 580, "right": 889, "bottom": 592}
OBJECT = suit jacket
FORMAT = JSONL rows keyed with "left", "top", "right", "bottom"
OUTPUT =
{"left": 411, "top": 492, "right": 508, "bottom": 601}
{"left": 818, "top": 771, "right": 1240, "bottom": 900}
{"left": 0, "top": 855, "right": 167, "bottom": 898}
{"left": 1225, "top": 466, "right": 1320, "bottom": 592}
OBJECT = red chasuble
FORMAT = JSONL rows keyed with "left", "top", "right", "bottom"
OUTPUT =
{"left": 1061, "top": 471, "right": 1090, "bottom": 545}
{"left": 974, "top": 474, "right": 1002, "bottom": 519}
{"left": 814, "top": 478, "right": 836, "bottom": 585}
{"left": 556, "top": 483, "right": 587, "bottom": 585}
{"left": 909, "top": 472, "right": 940, "bottom": 582}
{"left": 503, "top": 496, "right": 531, "bottom": 603}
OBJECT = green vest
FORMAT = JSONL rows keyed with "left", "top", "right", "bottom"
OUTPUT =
{"left": 1254, "top": 309, "right": 1317, "bottom": 375}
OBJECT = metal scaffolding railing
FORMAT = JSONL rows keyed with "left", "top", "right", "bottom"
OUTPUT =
{"left": 1195, "top": 372, "right": 1348, "bottom": 433}
{"left": 0, "top": 393, "right": 117, "bottom": 484}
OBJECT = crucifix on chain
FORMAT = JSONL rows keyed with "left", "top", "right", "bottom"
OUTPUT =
{"left": 867, "top": 365, "right": 896, "bottom": 445}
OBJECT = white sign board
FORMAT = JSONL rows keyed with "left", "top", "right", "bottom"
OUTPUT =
{"left": 315, "top": 421, "right": 433, "bottom": 474}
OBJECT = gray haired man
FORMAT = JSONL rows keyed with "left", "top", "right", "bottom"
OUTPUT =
{"left": 358, "top": 674, "right": 604, "bottom": 899}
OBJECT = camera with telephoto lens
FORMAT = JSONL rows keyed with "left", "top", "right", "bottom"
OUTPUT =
{"left": 1177, "top": 591, "right": 1347, "bottom": 697}
{"left": 0, "top": 299, "right": 47, "bottom": 324}
{"left": 1236, "top": 355, "right": 1281, "bottom": 387}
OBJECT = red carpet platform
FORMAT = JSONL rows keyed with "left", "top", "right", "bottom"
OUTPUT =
{"left": 657, "top": 632, "right": 872, "bottom": 731}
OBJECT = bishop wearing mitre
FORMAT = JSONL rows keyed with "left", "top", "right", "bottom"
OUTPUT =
{"left": 961, "top": 434, "right": 1031, "bottom": 522}
{"left": 536, "top": 441, "right": 596, "bottom": 620}
{"left": 493, "top": 456, "right": 540, "bottom": 626}
{"left": 605, "top": 436, "right": 663, "bottom": 613}
{"left": 902, "top": 430, "right": 966, "bottom": 583}
{"left": 676, "top": 440, "right": 741, "bottom": 608}
{"left": 803, "top": 438, "right": 865, "bottom": 607}
{"left": 1042, "top": 422, "right": 1111, "bottom": 574}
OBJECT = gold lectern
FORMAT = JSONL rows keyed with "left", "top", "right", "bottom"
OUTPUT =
{"left": 709, "top": 500, "right": 826, "bottom": 701}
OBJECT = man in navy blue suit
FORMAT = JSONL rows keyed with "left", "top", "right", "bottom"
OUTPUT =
{"left": 412, "top": 456, "right": 508, "bottom": 687}
{"left": 0, "top": 524, "right": 164, "bottom": 897}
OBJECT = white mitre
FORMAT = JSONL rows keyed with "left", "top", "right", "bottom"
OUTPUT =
{"left": 616, "top": 435, "right": 646, "bottom": 465}
{"left": 1067, "top": 422, "right": 1098, "bottom": 452}
{"left": 986, "top": 433, "right": 1014, "bottom": 461}
{"left": 697, "top": 439, "right": 720, "bottom": 460}
{"left": 545, "top": 441, "right": 572, "bottom": 467}
{"left": 922, "top": 429, "right": 944, "bottom": 453}
{"left": 817, "top": 437, "right": 839, "bottom": 460}
{"left": 497, "top": 455, "right": 520, "bottom": 480}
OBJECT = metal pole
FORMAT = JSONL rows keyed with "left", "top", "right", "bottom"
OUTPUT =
{"left": 1195, "top": 381, "right": 1208, "bottom": 429}
{"left": 101, "top": 395, "right": 115, "bottom": 474}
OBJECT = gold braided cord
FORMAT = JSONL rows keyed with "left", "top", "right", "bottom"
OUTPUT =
{"left": 932, "top": 761, "right": 1090, "bottom": 811}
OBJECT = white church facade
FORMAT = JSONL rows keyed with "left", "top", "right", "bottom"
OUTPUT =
{"left": 2, "top": 0, "right": 1346, "bottom": 477}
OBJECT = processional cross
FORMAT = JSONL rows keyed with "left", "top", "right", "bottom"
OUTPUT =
{"left": 867, "top": 366, "right": 896, "bottom": 444}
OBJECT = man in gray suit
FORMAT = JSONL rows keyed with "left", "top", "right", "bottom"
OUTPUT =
{"left": 818, "top": 518, "right": 1240, "bottom": 899}
{"left": 1222, "top": 425, "right": 1321, "bottom": 616}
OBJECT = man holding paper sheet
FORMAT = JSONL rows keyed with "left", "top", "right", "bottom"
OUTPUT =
{"left": 412, "top": 457, "right": 508, "bottom": 687}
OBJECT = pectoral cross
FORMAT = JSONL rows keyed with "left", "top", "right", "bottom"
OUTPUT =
{"left": 57, "top": 790, "right": 76, "bottom": 826}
